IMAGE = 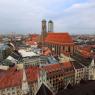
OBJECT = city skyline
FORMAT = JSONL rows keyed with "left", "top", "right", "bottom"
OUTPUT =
{"left": 0, "top": 0, "right": 95, "bottom": 34}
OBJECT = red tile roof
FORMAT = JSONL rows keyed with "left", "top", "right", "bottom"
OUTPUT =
{"left": 25, "top": 34, "right": 39, "bottom": 45}
{"left": 26, "top": 62, "right": 73, "bottom": 82}
{"left": 26, "top": 41, "right": 37, "bottom": 45}
{"left": 44, "top": 33, "right": 74, "bottom": 45}
{"left": 26, "top": 67, "right": 40, "bottom": 82}
{"left": 79, "top": 46, "right": 91, "bottom": 52}
{"left": 44, "top": 64, "right": 62, "bottom": 73}
{"left": 79, "top": 50, "right": 91, "bottom": 58}
{"left": 62, "top": 62, "right": 72, "bottom": 69}
{"left": 0, "top": 69, "right": 7, "bottom": 77}
{"left": 0, "top": 62, "right": 74, "bottom": 89}
{"left": 0, "top": 68, "right": 23, "bottom": 89}
{"left": 44, "top": 62, "right": 73, "bottom": 72}
{"left": 31, "top": 34, "right": 39, "bottom": 41}
{"left": 26, "top": 64, "right": 64, "bottom": 82}
{"left": 27, "top": 34, "right": 39, "bottom": 41}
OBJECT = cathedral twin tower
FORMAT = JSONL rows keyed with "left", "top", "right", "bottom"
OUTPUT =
{"left": 41, "top": 19, "right": 54, "bottom": 38}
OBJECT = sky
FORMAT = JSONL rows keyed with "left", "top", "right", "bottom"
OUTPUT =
{"left": 0, "top": 0, "right": 95, "bottom": 34}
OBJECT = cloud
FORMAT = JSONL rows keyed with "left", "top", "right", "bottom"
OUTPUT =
{"left": 0, "top": 0, "right": 69, "bottom": 34}
{"left": 0, "top": 0, "right": 95, "bottom": 34}
{"left": 64, "top": 3, "right": 95, "bottom": 12}
{"left": 54, "top": 2, "right": 95, "bottom": 34}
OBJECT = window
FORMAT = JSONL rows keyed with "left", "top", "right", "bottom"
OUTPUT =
{"left": 12, "top": 92, "right": 15, "bottom": 94}
{"left": 12, "top": 88, "right": 14, "bottom": 90}
{"left": 6, "top": 88, "right": 9, "bottom": 91}
{"left": 7, "top": 93, "right": 10, "bottom": 95}
{"left": 2, "top": 89, "right": 5, "bottom": 92}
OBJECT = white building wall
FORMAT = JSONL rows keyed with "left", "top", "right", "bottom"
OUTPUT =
{"left": 88, "top": 59, "right": 95, "bottom": 80}
{"left": 0, "top": 86, "right": 22, "bottom": 95}
{"left": 75, "top": 68, "right": 85, "bottom": 84}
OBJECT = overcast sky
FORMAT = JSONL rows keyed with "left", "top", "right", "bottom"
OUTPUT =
{"left": 0, "top": 0, "right": 95, "bottom": 34}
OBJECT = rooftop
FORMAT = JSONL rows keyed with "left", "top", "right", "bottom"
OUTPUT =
{"left": 71, "top": 61, "right": 84, "bottom": 69}
{"left": 0, "top": 67, "right": 23, "bottom": 89}
{"left": 26, "top": 67, "right": 39, "bottom": 82}
{"left": 71, "top": 53, "right": 92, "bottom": 67}
{"left": 18, "top": 49, "right": 39, "bottom": 57}
{"left": 45, "top": 33, "right": 74, "bottom": 45}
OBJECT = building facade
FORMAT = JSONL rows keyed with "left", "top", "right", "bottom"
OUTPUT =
{"left": 0, "top": 68, "right": 23, "bottom": 95}
{"left": 44, "top": 33, "right": 75, "bottom": 56}
{"left": 71, "top": 61, "right": 85, "bottom": 84}
{"left": 0, "top": 57, "right": 95, "bottom": 95}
